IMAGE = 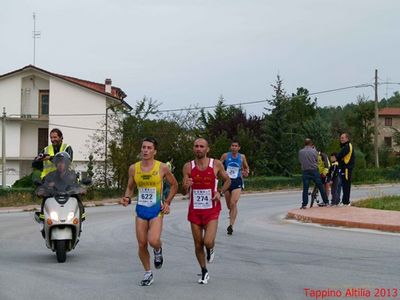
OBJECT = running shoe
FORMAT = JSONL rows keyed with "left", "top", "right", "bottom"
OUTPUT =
{"left": 206, "top": 247, "right": 215, "bottom": 263}
{"left": 154, "top": 248, "right": 163, "bottom": 269}
{"left": 227, "top": 225, "right": 233, "bottom": 235}
{"left": 198, "top": 271, "right": 210, "bottom": 284}
{"left": 140, "top": 272, "right": 154, "bottom": 286}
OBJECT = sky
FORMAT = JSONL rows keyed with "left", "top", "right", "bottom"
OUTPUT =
{"left": 2, "top": 0, "right": 400, "bottom": 116}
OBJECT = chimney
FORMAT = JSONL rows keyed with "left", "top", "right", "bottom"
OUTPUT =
{"left": 105, "top": 78, "right": 112, "bottom": 94}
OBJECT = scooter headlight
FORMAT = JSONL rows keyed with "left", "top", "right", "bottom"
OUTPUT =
{"left": 50, "top": 211, "right": 59, "bottom": 222}
{"left": 67, "top": 212, "right": 75, "bottom": 222}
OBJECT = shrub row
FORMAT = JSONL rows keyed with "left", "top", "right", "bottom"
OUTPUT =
{"left": 2, "top": 169, "right": 400, "bottom": 207}
{"left": 243, "top": 175, "right": 303, "bottom": 190}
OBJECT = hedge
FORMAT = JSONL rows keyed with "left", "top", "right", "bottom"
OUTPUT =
{"left": 2, "top": 168, "right": 400, "bottom": 207}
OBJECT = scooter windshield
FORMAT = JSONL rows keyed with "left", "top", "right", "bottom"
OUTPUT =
{"left": 37, "top": 167, "right": 82, "bottom": 198}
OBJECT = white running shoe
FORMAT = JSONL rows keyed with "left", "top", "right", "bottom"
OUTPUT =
{"left": 198, "top": 272, "right": 210, "bottom": 284}
{"left": 140, "top": 272, "right": 154, "bottom": 286}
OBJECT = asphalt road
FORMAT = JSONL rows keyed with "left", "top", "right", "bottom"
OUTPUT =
{"left": 1, "top": 185, "right": 400, "bottom": 300}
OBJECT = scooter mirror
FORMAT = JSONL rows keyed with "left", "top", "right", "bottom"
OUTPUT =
{"left": 33, "top": 179, "right": 43, "bottom": 187}
{"left": 81, "top": 178, "right": 92, "bottom": 186}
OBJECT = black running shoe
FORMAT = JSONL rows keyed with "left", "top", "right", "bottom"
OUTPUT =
{"left": 140, "top": 272, "right": 154, "bottom": 286}
{"left": 154, "top": 248, "right": 163, "bottom": 269}
{"left": 227, "top": 225, "right": 233, "bottom": 235}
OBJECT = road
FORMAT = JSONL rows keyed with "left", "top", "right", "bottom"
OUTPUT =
{"left": 1, "top": 185, "right": 400, "bottom": 300}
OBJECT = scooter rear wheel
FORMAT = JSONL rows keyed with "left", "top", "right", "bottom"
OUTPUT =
{"left": 55, "top": 240, "right": 67, "bottom": 263}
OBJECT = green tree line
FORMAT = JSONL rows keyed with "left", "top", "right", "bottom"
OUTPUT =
{"left": 88, "top": 76, "right": 400, "bottom": 188}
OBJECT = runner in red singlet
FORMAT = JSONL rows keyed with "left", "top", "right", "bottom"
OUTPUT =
{"left": 182, "top": 138, "right": 231, "bottom": 284}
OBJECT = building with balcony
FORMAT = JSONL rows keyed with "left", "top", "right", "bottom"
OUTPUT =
{"left": 0, "top": 65, "right": 130, "bottom": 185}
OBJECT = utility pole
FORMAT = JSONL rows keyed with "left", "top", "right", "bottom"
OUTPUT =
{"left": 374, "top": 69, "right": 379, "bottom": 168}
{"left": 2, "top": 108, "right": 6, "bottom": 188}
{"left": 32, "top": 12, "right": 41, "bottom": 65}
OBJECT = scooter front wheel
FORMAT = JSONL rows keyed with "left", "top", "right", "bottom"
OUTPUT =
{"left": 55, "top": 240, "right": 67, "bottom": 263}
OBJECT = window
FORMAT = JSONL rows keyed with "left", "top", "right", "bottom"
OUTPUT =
{"left": 38, "top": 128, "right": 48, "bottom": 153}
{"left": 39, "top": 90, "right": 49, "bottom": 116}
{"left": 384, "top": 137, "right": 392, "bottom": 147}
{"left": 385, "top": 117, "right": 392, "bottom": 126}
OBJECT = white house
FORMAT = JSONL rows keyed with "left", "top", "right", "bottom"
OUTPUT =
{"left": 0, "top": 65, "right": 131, "bottom": 185}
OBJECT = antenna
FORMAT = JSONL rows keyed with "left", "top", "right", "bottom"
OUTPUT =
{"left": 32, "top": 12, "right": 41, "bottom": 65}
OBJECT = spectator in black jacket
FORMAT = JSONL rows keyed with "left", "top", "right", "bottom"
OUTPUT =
{"left": 327, "top": 153, "right": 340, "bottom": 206}
{"left": 335, "top": 133, "right": 355, "bottom": 206}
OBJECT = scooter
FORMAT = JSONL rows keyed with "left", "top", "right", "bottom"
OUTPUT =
{"left": 34, "top": 180, "right": 90, "bottom": 263}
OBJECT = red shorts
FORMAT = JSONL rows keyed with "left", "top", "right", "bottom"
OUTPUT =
{"left": 188, "top": 210, "right": 220, "bottom": 226}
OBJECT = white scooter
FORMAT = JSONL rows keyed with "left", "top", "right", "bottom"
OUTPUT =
{"left": 43, "top": 188, "right": 82, "bottom": 262}
{"left": 33, "top": 152, "right": 90, "bottom": 263}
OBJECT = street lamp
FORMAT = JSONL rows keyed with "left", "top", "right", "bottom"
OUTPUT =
{"left": 104, "top": 102, "right": 123, "bottom": 187}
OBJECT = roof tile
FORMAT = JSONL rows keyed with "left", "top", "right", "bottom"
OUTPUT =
{"left": 379, "top": 107, "right": 400, "bottom": 116}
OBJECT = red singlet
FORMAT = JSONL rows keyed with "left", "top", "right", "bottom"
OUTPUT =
{"left": 187, "top": 158, "right": 221, "bottom": 226}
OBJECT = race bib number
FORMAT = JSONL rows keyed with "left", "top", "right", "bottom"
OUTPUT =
{"left": 138, "top": 188, "right": 157, "bottom": 207}
{"left": 193, "top": 189, "right": 212, "bottom": 209}
{"left": 227, "top": 166, "right": 239, "bottom": 179}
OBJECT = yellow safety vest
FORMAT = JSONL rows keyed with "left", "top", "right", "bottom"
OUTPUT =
{"left": 317, "top": 152, "right": 330, "bottom": 176}
{"left": 41, "top": 143, "right": 70, "bottom": 179}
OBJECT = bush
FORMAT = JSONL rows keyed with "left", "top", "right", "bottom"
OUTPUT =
{"left": 0, "top": 188, "right": 38, "bottom": 207}
{"left": 0, "top": 187, "right": 123, "bottom": 207}
{"left": 352, "top": 166, "right": 400, "bottom": 184}
{"left": 354, "top": 149, "right": 366, "bottom": 169}
{"left": 244, "top": 175, "right": 302, "bottom": 190}
{"left": 84, "top": 187, "right": 123, "bottom": 201}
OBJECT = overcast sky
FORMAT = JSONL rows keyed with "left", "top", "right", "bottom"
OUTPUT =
{"left": 2, "top": 0, "right": 400, "bottom": 115}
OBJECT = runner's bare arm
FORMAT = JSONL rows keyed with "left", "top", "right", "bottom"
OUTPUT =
{"left": 214, "top": 159, "right": 231, "bottom": 200}
{"left": 220, "top": 153, "right": 227, "bottom": 164}
{"left": 242, "top": 154, "right": 250, "bottom": 177}
{"left": 162, "top": 164, "right": 178, "bottom": 205}
{"left": 182, "top": 162, "right": 192, "bottom": 196}
{"left": 121, "top": 165, "right": 136, "bottom": 206}
{"left": 161, "top": 164, "right": 178, "bottom": 214}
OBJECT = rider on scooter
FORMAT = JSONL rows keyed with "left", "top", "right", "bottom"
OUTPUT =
{"left": 36, "top": 152, "right": 86, "bottom": 225}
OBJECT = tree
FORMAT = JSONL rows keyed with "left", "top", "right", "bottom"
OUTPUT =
{"left": 87, "top": 97, "right": 160, "bottom": 187}
{"left": 288, "top": 87, "right": 317, "bottom": 129}
{"left": 345, "top": 96, "right": 374, "bottom": 164}
{"left": 301, "top": 114, "right": 332, "bottom": 153}
{"left": 379, "top": 91, "right": 400, "bottom": 108}
{"left": 262, "top": 76, "right": 294, "bottom": 176}
{"left": 107, "top": 98, "right": 201, "bottom": 187}
{"left": 199, "top": 95, "right": 264, "bottom": 174}
{"left": 86, "top": 154, "right": 94, "bottom": 178}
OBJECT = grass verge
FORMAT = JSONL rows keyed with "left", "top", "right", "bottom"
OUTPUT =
{"left": 353, "top": 195, "right": 400, "bottom": 211}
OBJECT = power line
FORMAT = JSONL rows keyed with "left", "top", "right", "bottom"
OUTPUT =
{"left": 11, "top": 119, "right": 105, "bottom": 132}
{"left": 8, "top": 82, "right": 387, "bottom": 117}
{"left": 5, "top": 81, "right": 398, "bottom": 132}
{"left": 308, "top": 84, "right": 373, "bottom": 96}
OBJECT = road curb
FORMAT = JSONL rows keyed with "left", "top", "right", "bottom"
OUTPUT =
{"left": 286, "top": 207, "right": 400, "bottom": 233}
